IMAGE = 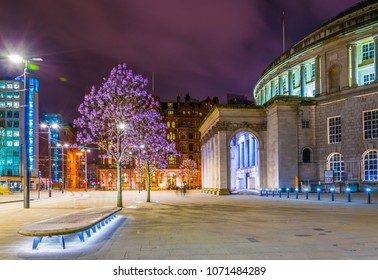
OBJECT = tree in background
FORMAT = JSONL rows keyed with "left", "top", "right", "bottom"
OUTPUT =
{"left": 179, "top": 158, "right": 199, "bottom": 189}
{"left": 74, "top": 63, "right": 172, "bottom": 206}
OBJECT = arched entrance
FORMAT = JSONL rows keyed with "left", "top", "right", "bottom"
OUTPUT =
{"left": 230, "top": 132, "right": 260, "bottom": 191}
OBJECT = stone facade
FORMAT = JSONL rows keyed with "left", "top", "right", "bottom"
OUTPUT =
{"left": 200, "top": 1, "right": 378, "bottom": 194}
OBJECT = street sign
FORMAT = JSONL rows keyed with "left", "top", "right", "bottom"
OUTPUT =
{"left": 324, "top": 170, "right": 334, "bottom": 184}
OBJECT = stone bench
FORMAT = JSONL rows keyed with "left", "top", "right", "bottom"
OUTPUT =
{"left": 18, "top": 206, "right": 122, "bottom": 249}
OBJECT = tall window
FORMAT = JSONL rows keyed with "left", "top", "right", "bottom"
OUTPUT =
{"left": 363, "top": 73, "right": 375, "bottom": 85}
{"left": 362, "top": 42, "right": 374, "bottom": 61}
{"left": 328, "top": 116, "right": 341, "bottom": 144}
{"left": 363, "top": 150, "right": 378, "bottom": 181}
{"left": 364, "top": 110, "right": 378, "bottom": 139}
{"left": 302, "top": 148, "right": 311, "bottom": 163}
{"left": 328, "top": 153, "right": 344, "bottom": 182}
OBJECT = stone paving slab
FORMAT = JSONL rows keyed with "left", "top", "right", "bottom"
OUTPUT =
{"left": 1, "top": 190, "right": 378, "bottom": 260}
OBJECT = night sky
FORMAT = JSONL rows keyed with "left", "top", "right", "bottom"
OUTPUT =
{"left": 0, "top": 0, "right": 362, "bottom": 123}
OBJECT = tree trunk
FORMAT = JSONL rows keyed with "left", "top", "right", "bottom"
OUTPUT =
{"left": 146, "top": 161, "right": 151, "bottom": 202}
{"left": 116, "top": 162, "right": 123, "bottom": 207}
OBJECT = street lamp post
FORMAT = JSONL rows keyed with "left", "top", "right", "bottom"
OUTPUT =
{"left": 9, "top": 54, "right": 42, "bottom": 209}
{"left": 81, "top": 149, "right": 90, "bottom": 192}
{"left": 41, "top": 123, "right": 59, "bottom": 197}
{"left": 57, "top": 143, "right": 69, "bottom": 193}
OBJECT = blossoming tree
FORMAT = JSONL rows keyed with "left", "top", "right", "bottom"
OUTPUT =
{"left": 74, "top": 63, "right": 174, "bottom": 206}
{"left": 179, "top": 158, "right": 199, "bottom": 189}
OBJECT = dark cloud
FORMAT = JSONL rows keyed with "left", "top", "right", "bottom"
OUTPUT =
{"left": 0, "top": 0, "right": 361, "bottom": 122}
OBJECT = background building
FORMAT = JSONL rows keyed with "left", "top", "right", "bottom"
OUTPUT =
{"left": 200, "top": 0, "right": 378, "bottom": 194}
{"left": 0, "top": 78, "right": 39, "bottom": 191}
{"left": 97, "top": 93, "right": 217, "bottom": 190}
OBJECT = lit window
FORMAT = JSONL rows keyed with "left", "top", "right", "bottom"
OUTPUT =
{"left": 14, "top": 141, "right": 19, "bottom": 147}
{"left": 6, "top": 131, "right": 12, "bottom": 137}
{"left": 364, "top": 110, "right": 378, "bottom": 139}
{"left": 6, "top": 141, "right": 12, "bottom": 147}
{"left": 363, "top": 150, "right": 377, "bottom": 181}
{"left": 0, "top": 102, "right": 5, "bottom": 108}
{"left": 6, "top": 92, "right": 13, "bottom": 99}
{"left": 6, "top": 102, "right": 12, "bottom": 108}
{"left": 168, "top": 110, "right": 173, "bottom": 116}
{"left": 6, "top": 83, "right": 13, "bottom": 89}
{"left": 363, "top": 73, "right": 375, "bottom": 85}
{"left": 14, "top": 92, "right": 20, "bottom": 99}
{"left": 362, "top": 42, "right": 374, "bottom": 61}
{"left": 167, "top": 122, "right": 170, "bottom": 128}
{"left": 14, "top": 102, "right": 19, "bottom": 108}
{"left": 328, "top": 153, "right": 344, "bottom": 181}
{"left": 328, "top": 116, "right": 341, "bottom": 144}
{"left": 311, "top": 63, "right": 315, "bottom": 79}
{"left": 172, "top": 122, "right": 175, "bottom": 128}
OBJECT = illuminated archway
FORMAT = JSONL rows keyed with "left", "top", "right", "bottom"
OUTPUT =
{"left": 230, "top": 132, "right": 260, "bottom": 190}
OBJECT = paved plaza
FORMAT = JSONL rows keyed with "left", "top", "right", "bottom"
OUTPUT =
{"left": 0, "top": 189, "right": 378, "bottom": 260}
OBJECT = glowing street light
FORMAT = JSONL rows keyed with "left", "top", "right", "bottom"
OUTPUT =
{"left": 81, "top": 148, "right": 91, "bottom": 192}
{"left": 9, "top": 54, "right": 43, "bottom": 208}
{"left": 57, "top": 143, "right": 70, "bottom": 193}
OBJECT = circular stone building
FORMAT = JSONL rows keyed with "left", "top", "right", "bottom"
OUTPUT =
{"left": 200, "top": 0, "right": 378, "bottom": 194}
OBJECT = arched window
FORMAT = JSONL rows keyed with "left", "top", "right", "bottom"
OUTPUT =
{"left": 189, "top": 143, "right": 194, "bottom": 151}
{"left": 172, "top": 122, "right": 175, "bottom": 128}
{"left": 363, "top": 150, "right": 378, "bottom": 181}
{"left": 302, "top": 148, "right": 311, "bottom": 163}
{"left": 327, "top": 153, "right": 344, "bottom": 182}
{"left": 189, "top": 133, "right": 193, "bottom": 139}
{"left": 167, "top": 122, "right": 170, "bottom": 128}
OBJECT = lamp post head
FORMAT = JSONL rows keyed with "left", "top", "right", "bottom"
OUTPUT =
{"left": 9, "top": 54, "right": 23, "bottom": 63}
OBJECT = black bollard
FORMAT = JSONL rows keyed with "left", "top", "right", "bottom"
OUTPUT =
{"left": 260, "top": 188, "right": 263, "bottom": 196}
{"left": 278, "top": 188, "right": 282, "bottom": 198}
{"left": 330, "top": 188, "right": 335, "bottom": 201}
{"left": 272, "top": 189, "right": 275, "bottom": 198}
{"left": 317, "top": 188, "right": 321, "bottom": 200}
{"left": 367, "top": 188, "right": 371, "bottom": 204}
{"left": 305, "top": 188, "right": 309, "bottom": 200}
{"left": 295, "top": 188, "right": 299, "bottom": 199}
{"left": 266, "top": 188, "right": 269, "bottom": 197}
{"left": 286, "top": 188, "right": 290, "bottom": 198}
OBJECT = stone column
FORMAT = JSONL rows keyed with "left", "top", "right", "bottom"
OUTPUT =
{"left": 350, "top": 43, "right": 358, "bottom": 86}
{"left": 300, "top": 64, "right": 306, "bottom": 97}
{"left": 278, "top": 75, "right": 283, "bottom": 95}
{"left": 270, "top": 80, "right": 274, "bottom": 99}
{"left": 218, "top": 130, "right": 230, "bottom": 195}
{"left": 288, "top": 69, "right": 293, "bottom": 95}
{"left": 374, "top": 36, "right": 378, "bottom": 83}
{"left": 315, "top": 55, "right": 321, "bottom": 95}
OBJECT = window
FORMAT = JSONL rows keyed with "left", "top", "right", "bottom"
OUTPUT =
{"left": 172, "top": 122, "right": 175, "bottom": 128}
{"left": 362, "top": 42, "right": 374, "bottom": 61}
{"left": 167, "top": 122, "right": 170, "bottom": 128}
{"left": 282, "top": 78, "right": 287, "bottom": 92}
{"left": 302, "top": 120, "right": 310, "bottom": 129}
{"left": 328, "top": 116, "right": 341, "bottom": 144}
{"left": 363, "top": 73, "right": 375, "bottom": 85}
{"left": 363, "top": 150, "right": 377, "bottom": 181}
{"left": 188, "top": 133, "right": 193, "bottom": 139}
{"left": 168, "top": 155, "right": 176, "bottom": 165}
{"left": 302, "top": 148, "right": 311, "bottom": 163}
{"left": 189, "top": 143, "right": 193, "bottom": 151}
{"left": 311, "top": 63, "right": 315, "bottom": 79}
{"left": 328, "top": 153, "right": 344, "bottom": 182}
{"left": 364, "top": 110, "right": 378, "bottom": 139}
{"left": 168, "top": 110, "right": 173, "bottom": 116}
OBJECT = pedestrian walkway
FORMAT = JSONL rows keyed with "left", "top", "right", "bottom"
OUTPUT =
{"left": 0, "top": 189, "right": 377, "bottom": 260}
